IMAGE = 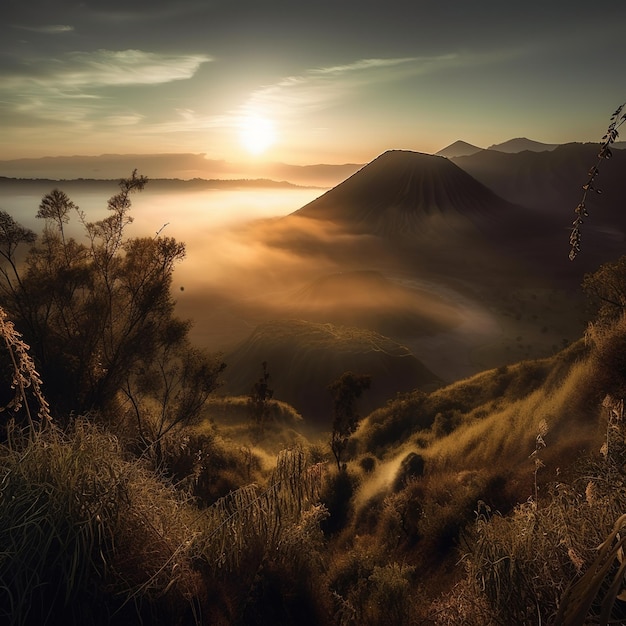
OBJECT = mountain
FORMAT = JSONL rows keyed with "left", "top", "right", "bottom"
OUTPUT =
{"left": 293, "top": 150, "right": 527, "bottom": 239}
{"left": 455, "top": 142, "right": 626, "bottom": 214}
{"left": 453, "top": 142, "right": 626, "bottom": 271}
{"left": 289, "top": 149, "right": 548, "bottom": 283}
{"left": 435, "top": 140, "right": 483, "bottom": 158}
{"left": 487, "top": 138, "right": 559, "bottom": 153}
{"left": 221, "top": 319, "right": 441, "bottom": 425}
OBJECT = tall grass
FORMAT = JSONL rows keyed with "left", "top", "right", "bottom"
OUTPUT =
{"left": 0, "top": 420, "right": 204, "bottom": 626}
{"left": 0, "top": 306, "right": 51, "bottom": 433}
{"left": 425, "top": 355, "right": 600, "bottom": 475}
{"left": 194, "top": 447, "right": 325, "bottom": 573}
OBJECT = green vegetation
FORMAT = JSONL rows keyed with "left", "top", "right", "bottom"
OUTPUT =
{"left": 5, "top": 167, "right": 626, "bottom": 625}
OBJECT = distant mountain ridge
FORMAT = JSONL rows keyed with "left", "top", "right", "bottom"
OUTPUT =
{"left": 436, "top": 137, "right": 626, "bottom": 158}
{"left": 487, "top": 138, "right": 560, "bottom": 153}
{"left": 435, "top": 140, "right": 483, "bottom": 158}
{"left": 0, "top": 153, "right": 362, "bottom": 188}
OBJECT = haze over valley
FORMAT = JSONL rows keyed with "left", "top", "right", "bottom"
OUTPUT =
{"left": 3, "top": 138, "right": 620, "bottom": 421}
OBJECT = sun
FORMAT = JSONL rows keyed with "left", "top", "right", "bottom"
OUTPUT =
{"left": 239, "top": 114, "right": 276, "bottom": 155}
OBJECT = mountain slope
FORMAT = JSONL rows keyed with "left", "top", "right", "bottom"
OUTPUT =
{"left": 453, "top": 142, "right": 626, "bottom": 273}
{"left": 221, "top": 319, "right": 441, "bottom": 426}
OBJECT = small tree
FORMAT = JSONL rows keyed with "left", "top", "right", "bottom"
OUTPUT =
{"left": 328, "top": 371, "right": 371, "bottom": 471}
{"left": 248, "top": 361, "right": 273, "bottom": 437}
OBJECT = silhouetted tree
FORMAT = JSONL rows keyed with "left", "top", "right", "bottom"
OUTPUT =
{"left": 0, "top": 172, "right": 224, "bottom": 435}
{"left": 328, "top": 371, "right": 371, "bottom": 471}
{"left": 248, "top": 361, "right": 273, "bottom": 437}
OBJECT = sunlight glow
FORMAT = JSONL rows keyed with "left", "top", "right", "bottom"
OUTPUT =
{"left": 239, "top": 114, "right": 276, "bottom": 155}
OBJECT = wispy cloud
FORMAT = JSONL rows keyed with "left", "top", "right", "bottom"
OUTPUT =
{"left": 13, "top": 24, "right": 75, "bottom": 34}
{"left": 244, "top": 56, "right": 425, "bottom": 117}
{"left": 0, "top": 49, "right": 211, "bottom": 129}
{"left": 144, "top": 54, "right": 488, "bottom": 138}
{"left": 5, "top": 49, "right": 212, "bottom": 90}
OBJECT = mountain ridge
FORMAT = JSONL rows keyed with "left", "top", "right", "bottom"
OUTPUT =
{"left": 487, "top": 137, "right": 560, "bottom": 153}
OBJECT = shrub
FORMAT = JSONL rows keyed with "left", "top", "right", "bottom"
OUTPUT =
{"left": 392, "top": 451, "right": 425, "bottom": 491}
{"left": 327, "top": 545, "right": 418, "bottom": 626}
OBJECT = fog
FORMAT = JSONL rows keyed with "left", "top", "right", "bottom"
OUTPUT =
{"left": 0, "top": 182, "right": 508, "bottom": 398}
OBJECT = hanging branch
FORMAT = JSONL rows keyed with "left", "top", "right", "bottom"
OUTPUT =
{"left": 569, "top": 102, "right": 626, "bottom": 260}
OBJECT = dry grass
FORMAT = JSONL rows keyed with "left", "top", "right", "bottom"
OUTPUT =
{"left": 0, "top": 420, "right": 204, "bottom": 626}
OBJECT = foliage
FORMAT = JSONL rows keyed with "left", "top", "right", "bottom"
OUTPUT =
{"left": 583, "top": 255, "right": 626, "bottom": 325}
{"left": 248, "top": 360, "right": 274, "bottom": 438}
{"left": 329, "top": 371, "right": 371, "bottom": 471}
{"left": 0, "top": 173, "right": 224, "bottom": 441}
{"left": 587, "top": 312, "right": 626, "bottom": 400}
{"left": 123, "top": 337, "right": 225, "bottom": 460}
{"left": 0, "top": 420, "right": 205, "bottom": 626}
{"left": 0, "top": 305, "right": 51, "bottom": 433}
{"left": 434, "top": 398, "right": 626, "bottom": 626}
{"left": 569, "top": 101, "right": 626, "bottom": 260}
{"left": 0, "top": 409, "right": 329, "bottom": 626}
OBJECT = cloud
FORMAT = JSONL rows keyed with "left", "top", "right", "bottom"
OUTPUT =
{"left": 12, "top": 49, "right": 212, "bottom": 89}
{"left": 245, "top": 57, "right": 424, "bottom": 116}
{"left": 0, "top": 49, "right": 211, "bottom": 130}
{"left": 13, "top": 24, "right": 74, "bottom": 34}
{"left": 226, "top": 52, "right": 505, "bottom": 127}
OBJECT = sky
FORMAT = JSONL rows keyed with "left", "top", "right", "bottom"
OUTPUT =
{"left": 2, "top": 0, "right": 626, "bottom": 165}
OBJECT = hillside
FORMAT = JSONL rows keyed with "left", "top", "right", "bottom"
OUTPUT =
{"left": 221, "top": 319, "right": 442, "bottom": 426}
